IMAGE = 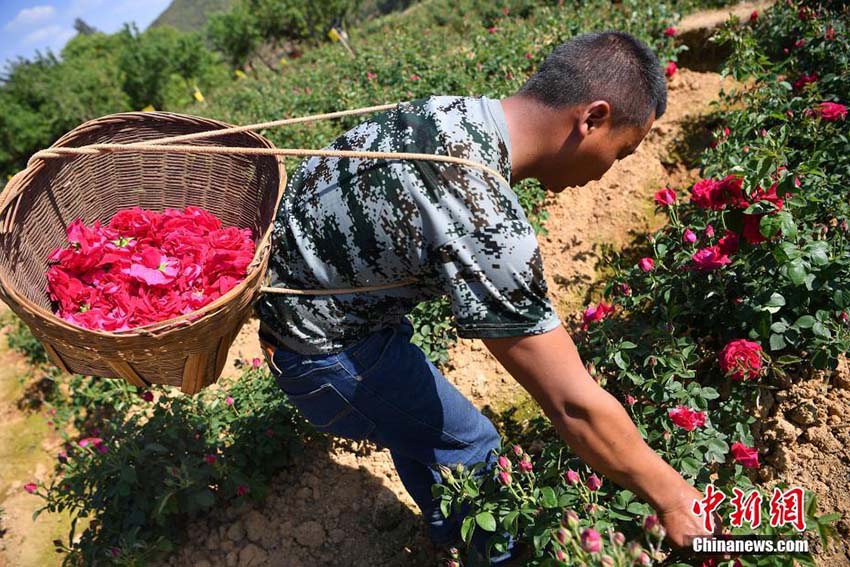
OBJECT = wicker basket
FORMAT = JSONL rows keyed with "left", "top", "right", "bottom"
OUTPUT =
{"left": 0, "top": 112, "right": 285, "bottom": 394}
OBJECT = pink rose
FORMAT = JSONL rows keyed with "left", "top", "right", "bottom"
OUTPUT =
{"left": 565, "top": 469, "right": 580, "bottom": 485}
{"left": 519, "top": 457, "right": 533, "bottom": 473}
{"left": 654, "top": 187, "right": 677, "bottom": 206}
{"left": 498, "top": 471, "right": 512, "bottom": 485}
{"left": 705, "top": 224, "right": 715, "bottom": 238}
{"left": 252, "top": 357, "right": 262, "bottom": 369}
{"left": 683, "top": 229, "right": 697, "bottom": 243}
{"left": 581, "top": 528, "right": 602, "bottom": 553}
{"left": 718, "top": 339, "right": 763, "bottom": 381}
{"left": 668, "top": 406, "right": 707, "bottom": 431}
{"left": 226, "top": 396, "right": 235, "bottom": 406}
{"left": 691, "top": 246, "right": 732, "bottom": 271}
{"left": 24, "top": 482, "right": 38, "bottom": 494}
{"left": 498, "top": 455, "right": 512, "bottom": 471}
{"left": 639, "top": 257, "right": 654, "bottom": 272}
{"left": 587, "top": 474, "right": 602, "bottom": 491}
{"left": 811, "top": 102, "right": 847, "bottom": 122}
{"left": 582, "top": 302, "right": 616, "bottom": 329}
{"left": 625, "top": 394, "right": 637, "bottom": 406}
{"left": 730, "top": 442, "right": 760, "bottom": 468}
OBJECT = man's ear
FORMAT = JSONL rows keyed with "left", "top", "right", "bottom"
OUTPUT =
{"left": 583, "top": 100, "right": 612, "bottom": 134}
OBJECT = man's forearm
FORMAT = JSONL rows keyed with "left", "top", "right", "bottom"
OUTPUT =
{"left": 546, "top": 376, "right": 694, "bottom": 513}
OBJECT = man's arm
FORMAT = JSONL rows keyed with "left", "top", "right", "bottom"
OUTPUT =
{"left": 482, "top": 324, "right": 711, "bottom": 547}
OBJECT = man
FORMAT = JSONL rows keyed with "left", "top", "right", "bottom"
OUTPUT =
{"left": 256, "top": 30, "right": 711, "bottom": 565}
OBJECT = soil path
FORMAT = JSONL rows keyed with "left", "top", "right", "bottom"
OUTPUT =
{"left": 151, "top": 68, "right": 730, "bottom": 567}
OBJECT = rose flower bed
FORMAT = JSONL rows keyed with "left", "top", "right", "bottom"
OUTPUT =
{"left": 435, "top": 2, "right": 846, "bottom": 566}
{"left": 46, "top": 206, "right": 255, "bottom": 331}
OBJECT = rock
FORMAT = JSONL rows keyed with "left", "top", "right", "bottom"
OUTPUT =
{"left": 225, "top": 550, "right": 239, "bottom": 567}
{"left": 195, "top": 561, "right": 212, "bottom": 567}
{"left": 244, "top": 511, "right": 267, "bottom": 543}
{"left": 832, "top": 356, "right": 850, "bottom": 389}
{"left": 788, "top": 401, "right": 818, "bottom": 426}
{"left": 226, "top": 521, "right": 246, "bottom": 543}
{"left": 221, "top": 540, "right": 235, "bottom": 553}
{"left": 329, "top": 528, "right": 346, "bottom": 544}
{"left": 293, "top": 521, "right": 326, "bottom": 548}
{"left": 238, "top": 543, "right": 268, "bottom": 567}
{"left": 296, "top": 487, "right": 312, "bottom": 502}
{"left": 206, "top": 532, "right": 220, "bottom": 552}
{"left": 805, "top": 426, "right": 841, "bottom": 452}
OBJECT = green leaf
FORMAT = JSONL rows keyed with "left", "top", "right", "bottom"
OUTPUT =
{"left": 461, "top": 515, "right": 475, "bottom": 543}
{"left": 812, "top": 322, "right": 832, "bottom": 339}
{"left": 794, "top": 315, "right": 816, "bottom": 329}
{"left": 540, "top": 486, "right": 558, "bottom": 509}
{"left": 475, "top": 511, "right": 497, "bottom": 532}
{"left": 701, "top": 387, "right": 720, "bottom": 400}
{"left": 194, "top": 489, "right": 215, "bottom": 509}
{"left": 787, "top": 259, "right": 807, "bottom": 286}
{"left": 769, "top": 333, "right": 787, "bottom": 351}
{"left": 503, "top": 510, "right": 519, "bottom": 535}
{"left": 763, "top": 293, "right": 785, "bottom": 313}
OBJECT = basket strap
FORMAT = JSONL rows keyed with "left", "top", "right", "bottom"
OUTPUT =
{"left": 13, "top": 102, "right": 512, "bottom": 311}
{"left": 258, "top": 277, "right": 418, "bottom": 295}
{"left": 26, "top": 145, "right": 510, "bottom": 190}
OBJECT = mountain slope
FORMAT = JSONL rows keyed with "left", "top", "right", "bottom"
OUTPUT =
{"left": 149, "top": 0, "right": 236, "bottom": 32}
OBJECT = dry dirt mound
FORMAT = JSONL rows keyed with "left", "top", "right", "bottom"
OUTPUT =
{"left": 154, "top": 67, "right": 730, "bottom": 567}
{"left": 760, "top": 356, "right": 850, "bottom": 566}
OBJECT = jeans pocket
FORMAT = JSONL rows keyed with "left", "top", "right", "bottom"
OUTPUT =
{"left": 286, "top": 382, "right": 376, "bottom": 441}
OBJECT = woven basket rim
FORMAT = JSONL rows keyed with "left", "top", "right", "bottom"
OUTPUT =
{"left": 0, "top": 110, "right": 285, "bottom": 338}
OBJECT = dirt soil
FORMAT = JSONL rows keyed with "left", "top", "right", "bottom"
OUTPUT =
{"left": 145, "top": 68, "right": 735, "bottom": 567}
{"left": 759, "top": 357, "right": 850, "bottom": 565}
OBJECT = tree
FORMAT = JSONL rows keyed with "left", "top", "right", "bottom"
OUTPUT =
{"left": 73, "top": 18, "right": 98, "bottom": 36}
{"left": 207, "top": 5, "right": 261, "bottom": 69}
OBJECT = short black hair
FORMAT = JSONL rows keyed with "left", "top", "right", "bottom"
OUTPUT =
{"left": 518, "top": 31, "right": 667, "bottom": 128}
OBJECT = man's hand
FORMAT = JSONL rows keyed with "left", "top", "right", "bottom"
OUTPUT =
{"left": 481, "top": 325, "right": 705, "bottom": 543}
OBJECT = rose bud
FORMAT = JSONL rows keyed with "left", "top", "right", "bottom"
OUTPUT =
{"left": 639, "top": 551, "right": 652, "bottom": 565}
{"left": 563, "top": 509, "right": 580, "bottom": 529}
{"left": 556, "top": 527, "right": 571, "bottom": 544}
{"left": 564, "top": 469, "right": 581, "bottom": 485}
{"left": 683, "top": 229, "right": 697, "bottom": 243}
{"left": 580, "top": 528, "right": 602, "bottom": 553}
{"left": 498, "top": 455, "right": 512, "bottom": 471}
{"left": 24, "top": 482, "right": 38, "bottom": 494}
{"left": 587, "top": 474, "right": 602, "bottom": 491}
{"left": 612, "top": 532, "right": 626, "bottom": 546}
{"left": 519, "top": 456, "right": 533, "bottom": 473}
{"left": 628, "top": 542, "right": 643, "bottom": 560}
{"left": 601, "top": 555, "right": 615, "bottom": 567}
{"left": 498, "top": 471, "right": 512, "bottom": 485}
{"left": 512, "top": 444, "right": 523, "bottom": 457}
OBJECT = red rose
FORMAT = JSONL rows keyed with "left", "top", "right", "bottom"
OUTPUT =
{"left": 717, "top": 230, "right": 740, "bottom": 255}
{"left": 665, "top": 61, "right": 677, "bottom": 78}
{"left": 582, "top": 302, "right": 616, "bottom": 329}
{"left": 792, "top": 72, "right": 818, "bottom": 90}
{"left": 812, "top": 102, "right": 847, "bottom": 121}
{"left": 730, "top": 442, "right": 760, "bottom": 468}
{"left": 664, "top": 27, "right": 677, "bottom": 37}
{"left": 691, "top": 246, "right": 731, "bottom": 270}
{"left": 750, "top": 10, "right": 758, "bottom": 22}
{"left": 668, "top": 406, "right": 707, "bottom": 431}
{"left": 718, "top": 339, "right": 763, "bottom": 381}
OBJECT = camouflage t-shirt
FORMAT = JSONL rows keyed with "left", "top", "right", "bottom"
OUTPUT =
{"left": 255, "top": 95, "right": 561, "bottom": 355}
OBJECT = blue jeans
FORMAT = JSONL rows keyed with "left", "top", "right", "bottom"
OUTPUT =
{"left": 261, "top": 317, "right": 518, "bottom": 565}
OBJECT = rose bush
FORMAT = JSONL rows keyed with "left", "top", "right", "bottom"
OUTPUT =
{"left": 435, "top": 1, "right": 845, "bottom": 564}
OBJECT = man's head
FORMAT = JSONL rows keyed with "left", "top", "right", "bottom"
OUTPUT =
{"left": 511, "top": 31, "right": 667, "bottom": 190}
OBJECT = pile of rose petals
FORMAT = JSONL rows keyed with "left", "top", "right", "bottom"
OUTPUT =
{"left": 46, "top": 206, "right": 255, "bottom": 331}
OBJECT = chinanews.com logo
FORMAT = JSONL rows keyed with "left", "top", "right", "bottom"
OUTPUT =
{"left": 688, "top": 483, "right": 810, "bottom": 555}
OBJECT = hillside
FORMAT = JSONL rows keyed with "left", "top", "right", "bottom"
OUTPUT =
{"left": 149, "top": 0, "right": 235, "bottom": 31}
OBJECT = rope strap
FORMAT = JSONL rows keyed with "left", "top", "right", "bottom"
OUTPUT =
{"left": 21, "top": 101, "right": 512, "bottom": 297}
